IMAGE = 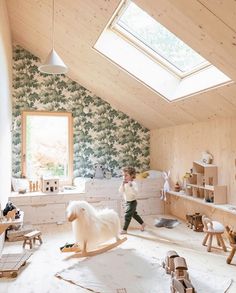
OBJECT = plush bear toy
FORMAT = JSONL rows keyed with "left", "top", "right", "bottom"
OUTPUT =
{"left": 94, "top": 163, "right": 104, "bottom": 179}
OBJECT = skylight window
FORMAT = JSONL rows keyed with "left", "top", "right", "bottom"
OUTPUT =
{"left": 115, "top": 2, "right": 207, "bottom": 75}
{"left": 94, "top": 0, "right": 231, "bottom": 101}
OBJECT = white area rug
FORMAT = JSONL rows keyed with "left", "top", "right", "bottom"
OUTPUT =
{"left": 56, "top": 248, "right": 232, "bottom": 293}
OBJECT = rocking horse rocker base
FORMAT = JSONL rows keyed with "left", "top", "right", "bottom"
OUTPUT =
{"left": 61, "top": 237, "right": 127, "bottom": 257}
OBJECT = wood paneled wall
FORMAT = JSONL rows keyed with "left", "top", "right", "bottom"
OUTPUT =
{"left": 150, "top": 118, "right": 236, "bottom": 205}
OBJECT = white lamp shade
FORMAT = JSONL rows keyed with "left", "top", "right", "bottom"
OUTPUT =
{"left": 39, "top": 49, "right": 68, "bottom": 74}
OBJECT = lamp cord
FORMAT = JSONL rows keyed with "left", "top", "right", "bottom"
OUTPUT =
{"left": 52, "top": 0, "right": 55, "bottom": 49}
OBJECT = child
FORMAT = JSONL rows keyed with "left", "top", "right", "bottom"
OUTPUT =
{"left": 119, "top": 166, "right": 145, "bottom": 234}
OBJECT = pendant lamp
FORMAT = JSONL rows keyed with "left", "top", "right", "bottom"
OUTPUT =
{"left": 39, "top": 0, "right": 68, "bottom": 74}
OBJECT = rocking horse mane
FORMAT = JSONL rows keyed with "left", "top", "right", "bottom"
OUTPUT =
{"left": 67, "top": 200, "right": 121, "bottom": 251}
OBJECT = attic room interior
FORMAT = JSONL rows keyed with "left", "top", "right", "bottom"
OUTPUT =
{"left": 1, "top": 0, "right": 236, "bottom": 291}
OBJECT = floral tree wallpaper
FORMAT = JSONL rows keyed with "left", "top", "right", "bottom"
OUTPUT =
{"left": 12, "top": 46, "right": 150, "bottom": 178}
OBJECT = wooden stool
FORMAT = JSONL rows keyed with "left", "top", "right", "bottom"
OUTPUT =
{"left": 225, "top": 226, "right": 236, "bottom": 264}
{"left": 202, "top": 216, "right": 227, "bottom": 252}
{"left": 23, "top": 230, "right": 42, "bottom": 249}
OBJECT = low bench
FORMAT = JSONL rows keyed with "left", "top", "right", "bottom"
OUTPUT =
{"left": 23, "top": 230, "right": 42, "bottom": 249}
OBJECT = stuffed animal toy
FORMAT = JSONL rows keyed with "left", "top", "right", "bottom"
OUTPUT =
{"left": 94, "top": 163, "right": 104, "bottom": 179}
{"left": 3, "top": 201, "right": 20, "bottom": 219}
{"left": 201, "top": 151, "right": 213, "bottom": 164}
{"left": 160, "top": 170, "right": 170, "bottom": 201}
{"left": 3, "top": 202, "right": 16, "bottom": 216}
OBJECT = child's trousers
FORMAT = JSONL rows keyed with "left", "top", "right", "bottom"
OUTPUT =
{"left": 123, "top": 200, "right": 144, "bottom": 231}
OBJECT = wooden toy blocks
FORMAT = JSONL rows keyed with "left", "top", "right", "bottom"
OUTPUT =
{"left": 172, "top": 257, "right": 189, "bottom": 281}
{"left": 162, "top": 250, "right": 179, "bottom": 274}
{"left": 163, "top": 251, "right": 195, "bottom": 293}
{"left": 171, "top": 278, "right": 195, "bottom": 293}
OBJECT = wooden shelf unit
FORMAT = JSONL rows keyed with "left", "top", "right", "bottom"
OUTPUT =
{"left": 185, "top": 161, "right": 227, "bottom": 204}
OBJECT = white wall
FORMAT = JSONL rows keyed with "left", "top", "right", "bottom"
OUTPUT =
{"left": 0, "top": 0, "right": 13, "bottom": 253}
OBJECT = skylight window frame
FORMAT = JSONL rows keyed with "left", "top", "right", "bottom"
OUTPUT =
{"left": 93, "top": 0, "right": 232, "bottom": 102}
{"left": 110, "top": 0, "right": 210, "bottom": 79}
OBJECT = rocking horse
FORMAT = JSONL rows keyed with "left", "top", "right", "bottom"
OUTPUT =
{"left": 61, "top": 200, "right": 126, "bottom": 257}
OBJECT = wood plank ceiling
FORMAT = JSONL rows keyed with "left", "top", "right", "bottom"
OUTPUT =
{"left": 6, "top": 0, "right": 236, "bottom": 130}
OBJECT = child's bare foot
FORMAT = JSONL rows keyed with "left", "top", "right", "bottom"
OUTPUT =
{"left": 141, "top": 223, "right": 146, "bottom": 231}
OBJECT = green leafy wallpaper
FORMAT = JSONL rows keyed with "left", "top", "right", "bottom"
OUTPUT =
{"left": 12, "top": 46, "right": 150, "bottom": 178}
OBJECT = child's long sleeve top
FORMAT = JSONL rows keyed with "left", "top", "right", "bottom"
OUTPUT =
{"left": 119, "top": 181, "right": 138, "bottom": 201}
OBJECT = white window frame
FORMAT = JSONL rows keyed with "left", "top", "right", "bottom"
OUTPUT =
{"left": 110, "top": 0, "right": 209, "bottom": 78}
{"left": 93, "top": 0, "right": 232, "bottom": 101}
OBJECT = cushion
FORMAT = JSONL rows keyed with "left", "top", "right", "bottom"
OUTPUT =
{"left": 136, "top": 172, "right": 149, "bottom": 179}
{"left": 208, "top": 221, "right": 225, "bottom": 233}
{"left": 12, "top": 177, "right": 29, "bottom": 192}
{"left": 145, "top": 170, "right": 163, "bottom": 179}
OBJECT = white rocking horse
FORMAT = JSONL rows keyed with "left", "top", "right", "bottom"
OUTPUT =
{"left": 61, "top": 200, "right": 126, "bottom": 257}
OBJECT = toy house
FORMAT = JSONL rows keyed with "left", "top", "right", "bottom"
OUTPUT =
{"left": 41, "top": 178, "right": 59, "bottom": 194}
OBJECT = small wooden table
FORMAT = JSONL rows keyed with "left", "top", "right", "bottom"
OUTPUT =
{"left": 23, "top": 230, "right": 42, "bottom": 249}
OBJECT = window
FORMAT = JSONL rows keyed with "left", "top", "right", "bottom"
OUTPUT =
{"left": 22, "top": 111, "right": 73, "bottom": 185}
{"left": 94, "top": 0, "right": 231, "bottom": 101}
{"left": 113, "top": 1, "right": 208, "bottom": 76}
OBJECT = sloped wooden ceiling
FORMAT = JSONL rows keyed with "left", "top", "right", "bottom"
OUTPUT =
{"left": 6, "top": 0, "right": 236, "bottom": 130}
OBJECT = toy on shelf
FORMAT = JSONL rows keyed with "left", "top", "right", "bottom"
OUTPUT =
{"left": 174, "top": 182, "right": 181, "bottom": 192}
{"left": 201, "top": 151, "right": 213, "bottom": 164}
{"left": 160, "top": 170, "right": 170, "bottom": 201}
{"left": 29, "top": 180, "right": 40, "bottom": 192}
{"left": 64, "top": 200, "right": 127, "bottom": 257}
{"left": 225, "top": 226, "right": 236, "bottom": 264}
{"left": 41, "top": 177, "right": 59, "bottom": 193}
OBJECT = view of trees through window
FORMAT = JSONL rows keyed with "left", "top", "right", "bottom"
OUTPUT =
{"left": 117, "top": 1, "right": 207, "bottom": 73}
{"left": 22, "top": 112, "right": 72, "bottom": 182}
